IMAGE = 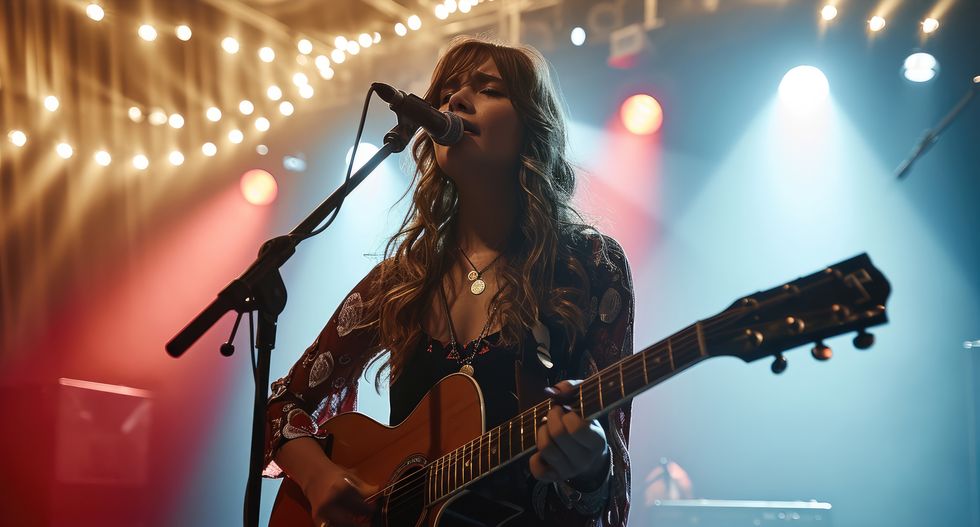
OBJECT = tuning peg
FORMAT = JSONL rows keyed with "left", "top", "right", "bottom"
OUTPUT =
{"left": 770, "top": 353, "right": 788, "bottom": 374}
{"left": 853, "top": 330, "right": 875, "bottom": 350}
{"left": 811, "top": 341, "right": 832, "bottom": 361}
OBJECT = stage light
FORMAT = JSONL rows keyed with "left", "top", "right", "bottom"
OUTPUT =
{"left": 206, "top": 106, "right": 222, "bottom": 122}
{"left": 435, "top": 5, "right": 449, "bottom": 19}
{"left": 283, "top": 154, "right": 307, "bottom": 172}
{"left": 299, "top": 84, "right": 314, "bottom": 99}
{"left": 240, "top": 169, "right": 278, "bottom": 206}
{"left": 239, "top": 99, "right": 254, "bottom": 115}
{"left": 128, "top": 106, "right": 143, "bottom": 122}
{"left": 315, "top": 55, "right": 330, "bottom": 70}
{"left": 903, "top": 52, "right": 939, "bottom": 83}
{"left": 8, "top": 130, "right": 27, "bottom": 147}
{"left": 56, "top": 142, "right": 73, "bottom": 159}
{"left": 346, "top": 41, "right": 360, "bottom": 55}
{"left": 175, "top": 25, "right": 192, "bottom": 41}
{"left": 148, "top": 109, "right": 167, "bottom": 125}
{"left": 279, "top": 101, "right": 294, "bottom": 116}
{"left": 373, "top": 32, "right": 381, "bottom": 44}
{"left": 168, "top": 150, "right": 184, "bottom": 166}
{"left": 133, "top": 154, "right": 149, "bottom": 170}
{"left": 202, "top": 142, "right": 217, "bottom": 156}
{"left": 94, "top": 150, "right": 111, "bottom": 166}
{"left": 168, "top": 113, "right": 184, "bottom": 129}
{"left": 358, "top": 33, "right": 372, "bottom": 48}
{"left": 331, "top": 49, "right": 346, "bottom": 63}
{"left": 222, "top": 37, "right": 240, "bottom": 54}
{"left": 408, "top": 15, "right": 422, "bottom": 31}
{"left": 922, "top": 18, "right": 939, "bottom": 34}
{"left": 318, "top": 67, "right": 335, "bottom": 80}
{"left": 869, "top": 16, "right": 886, "bottom": 32}
{"left": 44, "top": 95, "right": 60, "bottom": 112}
{"left": 821, "top": 5, "right": 837, "bottom": 21}
{"left": 778, "top": 65, "right": 830, "bottom": 112}
{"left": 346, "top": 142, "right": 380, "bottom": 172}
{"left": 446, "top": 0, "right": 458, "bottom": 14}
{"left": 292, "top": 72, "right": 309, "bottom": 87}
{"left": 267, "top": 85, "right": 283, "bottom": 101}
{"left": 259, "top": 46, "right": 276, "bottom": 62}
{"left": 297, "top": 38, "right": 313, "bottom": 55}
{"left": 620, "top": 94, "right": 664, "bottom": 135}
{"left": 459, "top": 0, "right": 472, "bottom": 13}
{"left": 256, "top": 144, "right": 269, "bottom": 155}
{"left": 138, "top": 24, "right": 157, "bottom": 41}
{"left": 86, "top": 3, "right": 104, "bottom": 22}
{"left": 395, "top": 23, "right": 407, "bottom": 36}
{"left": 570, "top": 27, "right": 586, "bottom": 46}
{"left": 229, "top": 129, "right": 244, "bottom": 144}
{"left": 255, "top": 117, "right": 270, "bottom": 132}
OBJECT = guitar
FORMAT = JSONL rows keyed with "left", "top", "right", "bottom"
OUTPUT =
{"left": 269, "top": 253, "right": 891, "bottom": 526}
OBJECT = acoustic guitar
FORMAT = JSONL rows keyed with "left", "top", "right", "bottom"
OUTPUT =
{"left": 269, "top": 253, "right": 891, "bottom": 526}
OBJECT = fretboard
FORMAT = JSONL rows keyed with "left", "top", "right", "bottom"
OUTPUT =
{"left": 420, "top": 321, "right": 711, "bottom": 505}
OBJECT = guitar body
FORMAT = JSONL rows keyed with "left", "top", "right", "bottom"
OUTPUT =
{"left": 269, "top": 373, "right": 524, "bottom": 527}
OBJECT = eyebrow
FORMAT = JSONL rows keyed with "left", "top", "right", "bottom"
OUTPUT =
{"left": 443, "top": 70, "right": 505, "bottom": 89}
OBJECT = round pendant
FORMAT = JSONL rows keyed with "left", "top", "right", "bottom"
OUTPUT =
{"left": 467, "top": 270, "right": 479, "bottom": 281}
{"left": 470, "top": 279, "right": 486, "bottom": 295}
{"left": 459, "top": 364, "right": 475, "bottom": 376}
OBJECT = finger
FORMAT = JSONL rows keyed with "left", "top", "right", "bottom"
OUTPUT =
{"left": 337, "top": 481, "right": 376, "bottom": 516}
{"left": 562, "top": 413, "right": 607, "bottom": 452}
{"left": 528, "top": 452, "right": 559, "bottom": 481}
{"left": 545, "top": 379, "right": 583, "bottom": 404}
{"left": 540, "top": 408, "right": 575, "bottom": 476}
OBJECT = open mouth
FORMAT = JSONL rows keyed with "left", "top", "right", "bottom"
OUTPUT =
{"left": 459, "top": 117, "right": 480, "bottom": 135}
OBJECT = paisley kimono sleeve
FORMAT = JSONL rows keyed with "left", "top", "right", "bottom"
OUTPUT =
{"left": 262, "top": 264, "right": 383, "bottom": 478}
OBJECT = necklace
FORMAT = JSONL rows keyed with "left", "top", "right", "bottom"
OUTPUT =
{"left": 439, "top": 283, "right": 498, "bottom": 376}
{"left": 458, "top": 246, "right": 503, "bottom": 296}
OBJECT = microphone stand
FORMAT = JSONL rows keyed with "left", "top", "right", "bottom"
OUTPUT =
{"left": 166, "top": 115, "right": 420, "bottom": 527}
{"left": 895, "top": 76, "right": 979, "bottom": 180}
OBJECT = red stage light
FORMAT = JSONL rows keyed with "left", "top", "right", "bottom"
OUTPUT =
{"left": 240, "top": 169, "right": 278, "bottom": 205}
{"left": 620, "top": 94, "right": 663, "bottom": 135}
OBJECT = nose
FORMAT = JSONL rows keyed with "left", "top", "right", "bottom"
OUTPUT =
{"left": 447, "top": 88, "right": 474, "bottom": 114}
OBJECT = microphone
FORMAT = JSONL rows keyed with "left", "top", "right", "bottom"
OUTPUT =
{"left": 372, "top": 82, "right": 466, "bottom": 145}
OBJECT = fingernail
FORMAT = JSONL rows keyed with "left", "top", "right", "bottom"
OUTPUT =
{"left": 562, "top": 405, "right": 573, "bottom": 412}
{"left": 544, "top": 387, "right": 558, "bottom": 396}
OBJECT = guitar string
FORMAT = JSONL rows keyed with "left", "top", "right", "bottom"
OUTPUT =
{"left": 374, "top": 323, "right": 722, "bottom": 511}
{"left": 375, "top": 311, "right": 755, "bottom": 510}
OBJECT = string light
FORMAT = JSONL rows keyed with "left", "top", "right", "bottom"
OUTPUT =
{"left": 334, "top": 36, "right": 348, "bottom": 49}
{"left": 228, "top": 129, "right": 244, "bottom": 144}
{"left": 175, "top": 25, "right": 192, "bottom": 41}
{"left": 8, "top": 130, "right": 27, "bottom": 147}
{"left": 318, "top": 67, "right": 335, "bottom": 80}
{"left": 148, "top": 109, "right": 167, "bottom": 126}
{"left": 407, "top": 15, "right": 422, "bottom": 31}
{"left": 436, "top": 5, "right": 449, "bottom": 19}
{"left": 820, "top": 5, "right": 838, "bottom": 21}
{"left": 373, "top": 32, "right": 381, "bottom": 44}
{"left": 169, "top": 150, "right": 185, "bottom": 166}
{"left": 267, "top": 85, "right": 283, "bottom": 101}
{"left": 297, "top": 38, "right": 313, "bottom": 55}
{"left": 44, "top": 95, "right": 60, "bottom": 112}
{"left": 138, "top": 24, "right": 157, "bottom": 41}
{"left": 446, "top": 0, "right": 458, "bottom": 14}
{"left": 259, "top": 46, "right": 276, "bottom": 62}
{"left": 255, "top": 117, "right": 270, "bottom": 132}
{"left": 133, "top": 154, "right": 149, "bottom": 170}
{"left": 459, "top": 0, "right": 472, "bottom": 14}
{"left": 394, "top": 23, "right": 407, "bottom": 36}
{"left": 85, "top": 3, "right": 105, "bottom": 22}
{"left": 279, "top": 101, "right": 294, "bottom": 116}
{"left": 94, "top": 150, "right": 112, "bottom": 166}
{"left": 346, "top": 41, "right": 360, "bottom": 55}
{"left": 168, "top": 113, "right": 184, "bottom": 128}
{"left": 128, "top": 106, "right": 143, "bottom": 122}
{"left": 299, "top": 84, "right": 314, "bottom": 99}
{"left": 922, "top": 18, "right": 939, "bottom": 34}
{"left": 358, "top": 33, "right": 372, "bottom": 48}
{"left": 314, "top": 55, "right": 330, "bottom": 70}
{"left": 221, "top": 36, "right": 240, "bottom": 54}
{"left": 868, "top": 16, "right": 886, "bottom": 32}
{"left": 331, "top": 49, "right": 346, "bottom": 63}
{"left": 206, "top": 106, "right": 222, "bottom": 122}
{"left": 292, "top": 72, "right": 309, "bottom": 87}
{"left": 239, "top": 99, "right": 254, "bottom": 115}
{"left": 56, "top": 142, "right": 74, "bottom": 159}
{"left": 202, "top": 142, "right": 217, "bottom": 156}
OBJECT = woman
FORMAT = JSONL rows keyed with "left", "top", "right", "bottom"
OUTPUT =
{"left": 263, "top": 36, "right": 634, "bottom": 527}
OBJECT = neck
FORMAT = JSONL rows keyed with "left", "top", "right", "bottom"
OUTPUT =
{"left": 452, "top": 173, "right": 519, "bottom": 258}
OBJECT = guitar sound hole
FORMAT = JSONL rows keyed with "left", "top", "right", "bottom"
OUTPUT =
{"left": 383, "top": 465, "right": 427, "bottom": 527}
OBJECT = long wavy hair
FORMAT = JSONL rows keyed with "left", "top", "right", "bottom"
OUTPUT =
{"left": 362, "top": 36, "right": 597, "bottom": 388}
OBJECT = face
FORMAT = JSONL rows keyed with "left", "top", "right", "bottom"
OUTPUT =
{"left": 433, "top": 57, "right": 524, "bottom": 184}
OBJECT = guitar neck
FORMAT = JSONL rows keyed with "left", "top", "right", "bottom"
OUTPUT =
{"left": 423, "top": 322, "right": 710, "bottom": 505}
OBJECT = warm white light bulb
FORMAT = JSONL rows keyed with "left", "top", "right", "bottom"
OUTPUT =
{"left": 259, "top": 46, "right": 276, "bottom": 62}
{"left": 138, "top": 24, "right": 157, "bottom": 41}
{"left": 8, "top": 130, "right": 27, "bottom": 147}
{"left": 133, "top": 154, "right": 149, "bottom": 170}
{"left": 407, "top": 15, "right": 422, "bottom": 30}
{"left": 202, "top": 142, "right": 217, "bottom": 156}
{"left": 229, "top": 129, "right": 244, "bottom": 144}
{"left": 267, "top": 85, "right": 283, "bottom": 101}
{"left": 279, "top": 101, "right": 294, "bottom": 116}
{"left": 394, "top": 23, "right": 407, "bottom": 36}
{"left": 239, "top": 100, "right": 254, "bottom": 115}
{"left": 297, "top": 38, "right": 313, "bottom": 55}
{"left": 86, "top": 3, "right": 104, "bottom": 22}
{"left": 44, "top": 95, "right": 60, "bottom": 112}
{"left": 168, "top": 150, "right": 184, "bottom": 166}
{"left": 255, "top": 117, "right": 270, "bottom": 132}
{"left": 222, "top": 36, "right": 240, "bottom": 54}
{"left": 175, "top": 25, "right": 192, "bottom": 41}
{"left": 299, "top": 84, "right": 314, "bottom": 99}
{"left": 168, "top": 113, "right": 184, "bottom": 129}
{"left": 94, "top": 150, "right": 111, "bottom": 166}
{"left": 206, "top": 106, "right": 222, "bottom": 122}
{"left": 128, "top": 106, "right": 143, "bottom": 122}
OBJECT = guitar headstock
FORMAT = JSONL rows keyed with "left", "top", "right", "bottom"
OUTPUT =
{"left": 704, "top": 253, "right": 891, "bottom": 372}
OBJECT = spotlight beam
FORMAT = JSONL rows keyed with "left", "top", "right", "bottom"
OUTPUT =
{"left": 895, "top": 79, "right": 979, "bottom": 179}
